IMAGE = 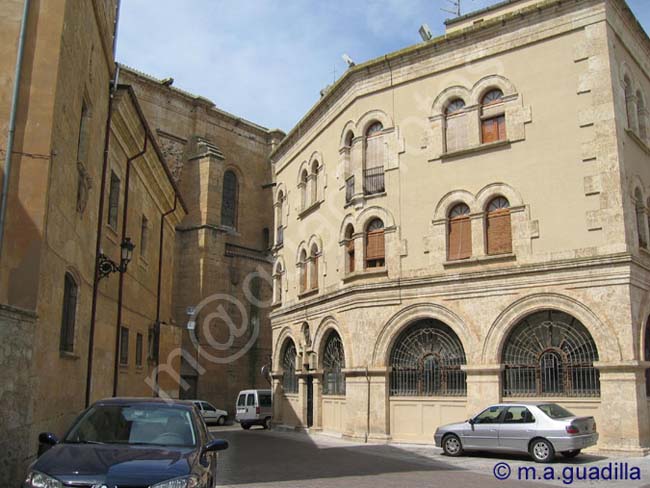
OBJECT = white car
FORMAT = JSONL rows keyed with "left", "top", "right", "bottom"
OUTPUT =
{"left": 192, "top": 400, "right": 228, "bottom": 426}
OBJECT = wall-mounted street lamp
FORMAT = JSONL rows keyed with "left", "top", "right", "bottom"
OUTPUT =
{"left": 97, "top": 237, "right": 135, "bottom": 280}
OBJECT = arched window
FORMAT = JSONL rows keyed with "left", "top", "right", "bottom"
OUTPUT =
{"left": 221, "top": 170, "right": 238, "bottom": 228}
{"left": 365, "top": 218, "right": 385, "bottom": 269}
{"left": 275, "top": 190, "right": 284, "bottom": 246}
{"left": 486, "top": 196, "right": 512, "bottom": 255}
{"left": 481, "top": 89, "right": 506, "bottom": 143}
{"left": 59, "top": 273, "right": 78, "bottom": 352}
{"left": 322, "top": 331, "right": 346, "bottom": 395}
{"left": 644, "top": 317, "right": 650, "bottom": 396}
{"left": 299, "top": 249, "right": 308, "bottom": 293}
{"left": 310, "top": 244, "right": 319, "bottom": 291}
{"left": 624, "top": 75, "right": 636, "bottom": 131}
{"left": 300, "top": 169, "right": 308, "bottom": 210}
{"left": 345, "top": 224, "right": 355, "bottom": 273}
{"left": 502, "top": 310, "right": 600, "bottom": 397}
{"left": 389, "top": 319, "right": 467, "bottom": 396}
{"left": 365, "top": 121, "right": 385, "bottom": 170}
{"left": 447, "top": 203, "right": 471, "bottom": 261}
{"left": 273, "top": 262, "right": 283, "bottom": 304}
{"left": 282, "top": 340, "right": 298, "bottom": 393}
{"left": 635, "top": 188, "right": 647, "bottom": 248}
{"left": 310, "top": 160, "right": 319, "bottom": 204}
{"left": 445, "top": 98, "right": 466, "bottom": 153}
{"left": 637, "top": 91, "right": 647, "bottom": 140}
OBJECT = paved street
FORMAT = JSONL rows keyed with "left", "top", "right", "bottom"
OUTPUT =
{"left": 207, "top": 425, "right": 650, "bottom": 488}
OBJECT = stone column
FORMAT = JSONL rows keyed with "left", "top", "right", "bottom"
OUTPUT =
{"left": 594, "top": 361, "right": 650, "bottom": 454}
{"left": 463, "top": 364, "right": 502, "bottom": 417}
{"left": 342, "top": 368, "right": 390, "bottom": 442}
{"left": 271, "top": 376, "right": 283, "bottom": 426}
{"left": 297, "top": 376, "right": 307, "bottom": 430}
{"left": 311, "top": 373, "right": 323, "bottom": 431}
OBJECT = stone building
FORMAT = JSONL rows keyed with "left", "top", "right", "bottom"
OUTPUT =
{"left": 120, "top": 67, "right": 284, "bottom": 415}
{"left": 270, "top": 0, "right": 650, "bottom": 453}
{"left": 0, "top": 1, "right": 185, "bottom": 484}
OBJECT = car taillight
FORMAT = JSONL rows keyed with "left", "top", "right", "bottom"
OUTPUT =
{"left": 566, "top": 425, "right": 579, "bottom": 435}
{"left": 256, "top": 406, "right": 260, "bottom": 414}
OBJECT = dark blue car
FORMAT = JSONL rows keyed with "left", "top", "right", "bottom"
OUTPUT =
{"left": 22, "top": 397, "right": 228, "bottom": 488}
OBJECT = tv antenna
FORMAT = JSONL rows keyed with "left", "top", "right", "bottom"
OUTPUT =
{"left": 441, "top": 0, "right": 462, "bottom": 17}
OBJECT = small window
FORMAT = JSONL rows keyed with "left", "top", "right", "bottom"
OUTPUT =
{"left": 503, "top": 406, "right": 535, "bottom": 424}
{"left": 365, "top": 219, "right": 385, "bottom": 269}
{"left": 135, "top": 333, "right": 143, "bottom": 366}
{"left": 237, "top": 394, "right": 246, "bottom": 407}
{"left": 221, "top": 170, "right": 238, "bottom": 228}
{"left": 59, "top": 273, "right": 78, "bottom": 353}
{"left": 108, "top": 171, "right": 120, "bottom": 229}
{"left": 119, "top": 327, "right": 129, "bottom": 365}
{"left": 140, "top": 215, "right": 149, "bottom": 259}
{"left": 246, "top": 394, "right": 255, "bottom": 406}
{"left": 448, "top": 203, "right": 471, "bottom": 260}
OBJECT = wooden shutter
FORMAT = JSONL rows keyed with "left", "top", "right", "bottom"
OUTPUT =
{"left": 481, "top": 116, "right": 506, "bottom": 144}
{"left": 311, "top": 255, "right": 319, "bottom": 290}
{"left": 448, "top": 217, "right": 471, "bottom": 260}
{"left": 445, "top": 113, "right": 467, "bottom": 152}
{"left": 346, "top": 240, "right": 355, "bottom": 273}
{"left": 365, "top": 135, "right": 385, "bottom": 168}
{"left": 486, "top": 210, "right": 512, "bottom": 255}
{"left": 366, "top": 230, "right": 385, "bottom": 261}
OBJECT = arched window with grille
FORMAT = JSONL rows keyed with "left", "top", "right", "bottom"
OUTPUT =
{"left": 59, "top": 273, "right": 78, "bottom": 352}
{"left": 322, "top": 331, "right": 346, "bottom": 395}
{"left": 365, "top": 218, "right": 385, "bottom": 269}
{"left": 481, "top": 89, "right": 506, "bottom": 144}
{"left": 221, "top": 170, "right": 238, "bottom": 228}
{"left": 445, "top": 98, "right": 466, "bottom": 153}
{"left": 635, "top": 188, "right": 647, "bottom": 248}
{"left": 299, "top": 249, "right": 308, "bottom": 293}
{"left": 502, "top": 310, "right": 600, "bottom": 397}
{"left": 282, "top": 340, "right": 298, "bottom": 393}
{"left": 310, "top": 244, "right": 319, "bottom": 291}
{"left": 486, "top": 196, "right": 512, "bottom": 255}
{"left": 389, "top": 319, "right": 467, "bottom": 396}
{"left": 448, "top": 203, "right": 471, "bottom": 261}
{"left": 345, "top": 224, "right": 355, "bottom": 273}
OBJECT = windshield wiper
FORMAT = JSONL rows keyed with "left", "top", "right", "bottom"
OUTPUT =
{"left": 65, "top": 440, "right": 105, "bottom": 445}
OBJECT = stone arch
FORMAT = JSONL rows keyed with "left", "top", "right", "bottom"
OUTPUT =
{"left": 475, "top": 182, "right": 524, "bottom": 211}
{"left": 308, "top": 151, "right": 323, "bottom": 171}
{"left": 357, "top": 109, "right": 394, "bottom": 136}
{"left": 482, "top": 293, "right": 622, "bottom": 364}
{"left": 433, "top": 189, "right": 477, "bottom": 221}
{"left": 619, "top": 61, "right": 636, "bottom": 90}
{"left": 274, "top": 328, "right": 297, "bottom": 371}
{"left": 338, "top": 213, "right": 356, "bottom": 242}
{"left": 273, "top": 256, "right": 286, "bottom": 275}
{"left": 340, "top": 120, "right": 357, "bottom": 148}
{"left": 296, "top": 160, "right": 310, "bottom": 186}
{"left": 312, "top": 316, "right": 353, "bottom": 368}
{"left": 307, "top": 234, "right": 323, "bottom": 254}
{"left": 356, "top": 205, "right": 396, "bottom": 231}
{"left": 470, "top": 74, "right": 518, "bottom": 106}
{"left": 275, "top": 182, "right": 287, "bottom": 203}
{"left": 372, "top": 303, "right": 477, "bottom": 366}
{"left": 432, "top": 85, "right": 471, "bottom": 115}
{"left": 295, "top": 241, "right": 308, "bottom": 265}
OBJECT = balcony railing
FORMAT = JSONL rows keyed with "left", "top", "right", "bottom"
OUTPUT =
{"left": 276, "top": 226, "right": 284, "bottom": 246}
{"left": 345, "top": 176, "right": 354, "bottom": 203}
{"left": 363, "top": 166, "right": 385, "bottom": 195}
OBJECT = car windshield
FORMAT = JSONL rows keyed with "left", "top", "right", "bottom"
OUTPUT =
{"left": 65, "top": 404, "right": 197, "bottom": 447}
{"left": 537, "top": 403, "right": 575, "bottom": 419}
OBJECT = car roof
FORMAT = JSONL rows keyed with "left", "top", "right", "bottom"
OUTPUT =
{"left": 238, "top": 389, "right": 271, "bottom": 394}
{"left": 490, "top": 402, "right": 557, "bottom": 407}
{"left": 93, "top": 397, "right": 195, "bottom": 409}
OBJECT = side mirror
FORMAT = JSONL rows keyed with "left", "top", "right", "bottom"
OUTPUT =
{"left": 468, "top": 418, "right": 475, "bottom": 425}
{"left": 204, "top": 439, "right": 228, "bottom": 452}
{"left": 37, "top": 432, "right": 59, "bottom": 456}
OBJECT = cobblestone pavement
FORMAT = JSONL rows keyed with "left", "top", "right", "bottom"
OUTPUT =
{"left": 208, "top": 425, "right": 650, "bottom": 488}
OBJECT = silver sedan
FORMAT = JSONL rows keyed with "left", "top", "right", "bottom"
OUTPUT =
{"left": 434, "top": 402, "right": 598, "bottom": 463}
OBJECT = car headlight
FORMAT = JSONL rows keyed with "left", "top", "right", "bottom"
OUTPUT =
{"left": 24, "top": 471, "right": 63, "bottom": 488}
{"left": 150, "top": 475, "right": 202, "bottom": 488}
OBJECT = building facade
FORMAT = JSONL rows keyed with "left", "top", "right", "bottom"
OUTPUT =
{"left": 121, "top": 67, "right": 284, "bottom": 416}
{"left": 270, "top": 0, "right": 650, "bottom": 453}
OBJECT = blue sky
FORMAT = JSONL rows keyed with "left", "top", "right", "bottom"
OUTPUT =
{"left": 117, "top": 0, "right": 650, "bottom": 132}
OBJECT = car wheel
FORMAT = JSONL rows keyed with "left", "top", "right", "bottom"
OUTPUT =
{"left": 530, "top": 438, "right": 555, "bottom": 463}
{"left": 263, "top": 417, "right": 271, "bottom": 430}
{"left": 241, "top": 423, "right": 251, "bottom": 430}
{"left": 216, "top": 416, "right": 226, "bottom": 426}
{"left": 442, "top": 434, "right": 463, "bottom": 457}
{"left": 562, "top": 449, "right": 581, "bottom": 459}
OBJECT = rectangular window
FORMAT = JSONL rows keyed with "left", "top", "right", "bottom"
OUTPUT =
{"left": 108, "top": 171, "right": 120, "bottom": 229}
{"left": 119, "top": 326, "right": 129, "bottom": 365}
{"left": 136, "top": 333, "right": 143, "bottom": 366}
{"left": 140, "top": 215, "right": 149, "bottom": 258}
{"left": 59, "top": 274, "right": 78, "bottom": 352}
{"left": 481, "top": 115, "right": 506, "bottom": 144}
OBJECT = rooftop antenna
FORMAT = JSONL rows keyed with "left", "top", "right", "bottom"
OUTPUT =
{"left": 441, "top": 0, "right": 462, "bottom": 17}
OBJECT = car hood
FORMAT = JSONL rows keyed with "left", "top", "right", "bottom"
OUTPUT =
{"left": 31, "top": 443, "right": 197, "bottom": 486}
{"left": 436, "top": 421, "right": 469, "bottom": 432}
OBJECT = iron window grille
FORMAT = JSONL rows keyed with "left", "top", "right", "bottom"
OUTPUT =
{"left": 502, "top": 310, "right": 600, "bottom": 397}
{"left": 390, "top": 319, "right": 467, "bottom": 397}
{"left": 363, "top": 166, "right": 385, "bottom": 195}
{"left": 282, "top": 342, "right": 298, "bottom": 394}
{"left": 323, "top": 332, "right": 346, "bottom": 395}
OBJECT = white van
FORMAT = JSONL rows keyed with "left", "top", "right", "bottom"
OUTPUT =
{"left": 235, "top": 389, "right": 272, "bottom": 430}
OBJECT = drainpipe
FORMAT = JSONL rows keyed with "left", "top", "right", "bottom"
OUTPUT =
{"left": 112, "top": 133, "right": 148, "bottom": 397}
{"left": 365, "top": 366, "right": 370, "bottom": 443}
{"left": 0, "top": 0, "right": 31, "bottom": 266}
{"left": 153, "top": 194, "right": 177, "bottom": 396}
{"left": 85, "top": 0, "right": 122, "bottom": 407}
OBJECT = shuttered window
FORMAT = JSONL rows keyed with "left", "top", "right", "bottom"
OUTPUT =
{"left": 481, "top": 115, "right": 506, "bottom": 144}
{"left": 310, "top": 247, "right": 319, "bottom": 291}
{"left": 445, "top": 99, "right": 466, "bottom": 153}
{"left": 486, "top": 197, "right": 512, "bottom": 255}
{"left": 365, "top": 219, "right": 385, "bottom": 268}
{"left": 448, "top": 204, "right": 471, "bottom": 261}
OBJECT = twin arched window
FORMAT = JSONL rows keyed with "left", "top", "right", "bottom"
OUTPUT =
{"left": 300, "top": 162, "right": 320, "bottom": 211}
{"left": 299, "top": 245, "right": 320, "bottom": 293}
{"left": 365, "top": 218, "right": 385, "bottom": 268}
{"left": 282, "top": 340, "right": 298, "bottom": 393}
{"left": 221, "top": 170, "right": 238, "bottom": 229}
